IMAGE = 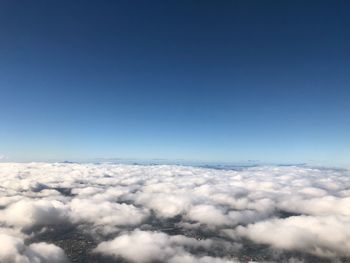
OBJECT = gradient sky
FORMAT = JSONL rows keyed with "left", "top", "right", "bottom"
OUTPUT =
{"left": 0, "top": 1, "right": 349, "bottom": 165}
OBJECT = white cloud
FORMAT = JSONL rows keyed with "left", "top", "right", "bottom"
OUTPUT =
{"left": 134, "top": 192, "right": 192, "bottom": 218}
{"left": 236, "top": 215, "right": 350, "bottom": 258}
{"left": 0, "top": 163, "right": 350, "bottom": 261}
{"left": 94, "top": 230, "right": 176, "bottom": 262}
{"left": 168, "top": 254, "right": 237, "bottom": 263}
{"left": 0, "top": 199, "right": 69, "bottom": 229}
{"left": 186, "top": 204, "right": 230, "bottom": 226}
{"left": 94, "top": 229, "right": 229, "bottom": 263}
{"left": 0, "top": 234, "right": 68, "bottom": 263}
{"left": 70, "top": 198, "right": 149, "bottom": 227}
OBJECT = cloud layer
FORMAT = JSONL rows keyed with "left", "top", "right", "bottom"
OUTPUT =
{"left": 0, "top": 163, "right": 349, "bottom": 262}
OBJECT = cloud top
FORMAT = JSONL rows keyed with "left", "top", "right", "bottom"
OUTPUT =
{"left": 0, "top": 163, "right": 349, "bottom": 262}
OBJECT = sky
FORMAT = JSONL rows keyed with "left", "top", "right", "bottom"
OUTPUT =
{"left": 0, "top": 0, "right": 349, "bottom": 165}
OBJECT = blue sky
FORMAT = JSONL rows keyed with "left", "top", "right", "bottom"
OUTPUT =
{"left": 0, "top": 1, "right": 349, "bottom": 165}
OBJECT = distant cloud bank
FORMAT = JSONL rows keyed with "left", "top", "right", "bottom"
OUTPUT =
{"left": 0, "top": 163, "right": 349, "bottom": 262}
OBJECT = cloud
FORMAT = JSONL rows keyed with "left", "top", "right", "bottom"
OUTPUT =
{"left": 134, "top": 192, "right": 192, "bottom": 218}
{"left": 0, "top": 163, "right": 350, "bottom": 262}
{"left": 70, "top": 198, "right": 149, "bottom": 227}
{"left": 186, "top": 204, "right": 230, "bottom": 226}
{"left": 235, "top": 215, "right": 350, "bottom": 258}
{"left": 0, "top": 199, "right": 69, "bottom": 229}
{"left": 94, "top": 229, "right": 235, "bottom": 263}
{"left": 168, "top": 254, "right": 237, "bottom": 263}
{"left": 0, "top": 234, "right": 68, "bottom": 263}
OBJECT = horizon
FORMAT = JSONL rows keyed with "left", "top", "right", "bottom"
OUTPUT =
{"left": 0, "top": 154, "right": 327, "bottom": 168}
{"left": 1, "top": 156, "right": 345, "bottom": 171}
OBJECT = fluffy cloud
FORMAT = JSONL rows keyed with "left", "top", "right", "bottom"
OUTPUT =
{"left": 0, "top": 163, "right": 350, "bottom": 262}
{"left": 70, "top": 198, "right": 149, "bottom": 227}
{"left": 235, "top": 215, "right": 350, "bottom": 258}
{"left": 186, "top": 204, "right": 230, "bottom": 226}
{"left": 168, "top": 255, "right": 237, "bottom": 263}
{"left": 134, "top": 192, "right": 192, "bottom": 218}
{"left": 94, "top": 229, "right": 234, "bottom": 263}
{"left": 0, "top": 199, "right": 69, "bottom": 229}
{"left": 0, "top": 234, "right": 68, "bottom": 263}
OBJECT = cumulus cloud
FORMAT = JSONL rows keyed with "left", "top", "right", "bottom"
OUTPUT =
{"left": 0, "top": 234, "right": 68, "bottom": 263}
{"left": 0, "top": 199, "right": 69, "bottom": 229}
{"left": 0, "top": 163, "right": 350, "bottom": 262}
{"left": 134, "top": 192, "right": 192, "bottom": 218}
{"left": 94, "top": 229, "right": 235, "bottom": 263}
{"left": 168, "top": 255, "right": 237, "bottom": 263}
{"left": 70, "top": 198, "right": 149, "bottom": 227}
{"left": 235, "top": 215, "right": 350, "bottom": 258}
{"left": 187, "top": 204, "right": 230, "bottom": 226}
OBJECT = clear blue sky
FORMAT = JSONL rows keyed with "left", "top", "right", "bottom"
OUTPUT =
{"left": 0, "top": 1, "right": 349, "bottom": 165}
